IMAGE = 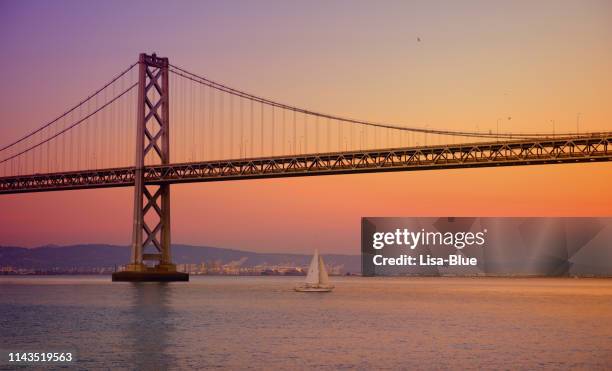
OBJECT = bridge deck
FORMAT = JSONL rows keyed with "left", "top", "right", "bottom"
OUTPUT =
{"left": 1, "top": 134, "right": 610, "bottom": 194}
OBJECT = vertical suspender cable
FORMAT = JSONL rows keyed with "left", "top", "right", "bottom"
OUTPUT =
{"left": 191, "top": 80, "right": 196, "bottom": 161}
{"left": 304, "top": 113, "right": 307, "bottom": 154}
{"left": 260, "top": 102, "right": 264, "bottom": 157}
{"left": 229, "top": 94, "right": 234, "bottom": 159}
{"left": 210, "top": 86, "right": 215, "bottom": 160}
{"left": 250, "top": 100, "right": 254, "bottom": 157}
{"left": 282, "top": 109, "right": 285, "bottom": 155}
{"left": 219, "top": 89, "right": 224, "bottom": 160}
{"left": 240, "top": 97, "right": 244, "bottom": 158}
{"left": 315, "top": 116, "right": 319, "bottom": 153}
{"left": 293, "top": 110, "right": 296, "bottom": 155}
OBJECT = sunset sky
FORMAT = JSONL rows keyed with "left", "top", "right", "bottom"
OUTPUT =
{"left": 0, "top": 0, "right": 611, "bottom": 253}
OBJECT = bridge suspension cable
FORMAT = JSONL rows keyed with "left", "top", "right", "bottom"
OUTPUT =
{"left": 0, "top": 62, "right": 138, "bottom": 153}
{"left": 0, "top": 83, "right": 137, "bottom": 165}
{"left": 0, "top": 62, "right": 139, "bottom": 177}
{"left": 168, "top": 63, "right": 572, "bottom": 140}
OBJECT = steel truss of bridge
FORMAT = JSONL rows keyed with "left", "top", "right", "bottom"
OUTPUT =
{"left": 1, "top": 133, "right": 610, "bottom": 195}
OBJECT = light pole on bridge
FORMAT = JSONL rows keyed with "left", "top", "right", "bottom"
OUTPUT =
{"left": 496, "top": 116, "right": 512, "bottom": 141}
{"left": 550, "top": 119, "right": 556, "bottom": 138}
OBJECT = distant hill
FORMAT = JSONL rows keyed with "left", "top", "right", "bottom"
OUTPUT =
{"left": 0, "top": 244, "right": 361, "bottom": 273}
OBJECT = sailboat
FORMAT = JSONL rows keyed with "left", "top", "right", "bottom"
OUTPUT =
{"left": 294, "top": 249, "right": 334, "bottom": 292}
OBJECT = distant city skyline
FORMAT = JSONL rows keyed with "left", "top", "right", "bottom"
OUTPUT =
{"left": 0, "top": 243, "right": 359, "bottom": 275}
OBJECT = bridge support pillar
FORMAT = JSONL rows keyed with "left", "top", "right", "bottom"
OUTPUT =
{"left": 113, "top": 53, "right": 188, "bottom": 282}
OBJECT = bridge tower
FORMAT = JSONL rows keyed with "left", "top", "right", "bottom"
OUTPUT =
{"left": 113, "top": 53, "right": 187, "bottom": 282}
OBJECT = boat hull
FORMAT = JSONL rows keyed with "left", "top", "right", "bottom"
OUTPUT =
{"left": 294, "top": 285, "right": 334, "bottom": 292}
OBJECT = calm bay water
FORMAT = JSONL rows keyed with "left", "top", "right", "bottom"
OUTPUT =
{"left": 1, "top": 276, "right": 611, "bottom": 370}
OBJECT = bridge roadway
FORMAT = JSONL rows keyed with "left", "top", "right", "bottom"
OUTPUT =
{"left": 1, "top": 133, "right": 610, "bottom": 194}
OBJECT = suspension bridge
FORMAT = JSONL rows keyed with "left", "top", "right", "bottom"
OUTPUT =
{"left": 1, "top": 53, "right": 610, "bottom": 281}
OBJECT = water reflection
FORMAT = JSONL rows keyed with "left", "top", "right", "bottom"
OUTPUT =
{"left": 4, "top": 276, "right": 612, "bottom": 369}
{"left": 126, "top": 283, "right": 176, "bottom": 370}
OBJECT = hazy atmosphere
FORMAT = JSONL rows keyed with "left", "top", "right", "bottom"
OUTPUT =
{"left": 1, "top": 0, "right": 611, "bottom": 253}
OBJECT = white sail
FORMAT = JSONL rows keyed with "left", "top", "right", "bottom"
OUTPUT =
{"left": 304, "top": 249, "right": 320, "bottom": 284}
{"left": 318, "top": 254, "right": 330, "bottom": 285}
{"left": 295, "top": 249, "right": 334, "bottom": 292}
